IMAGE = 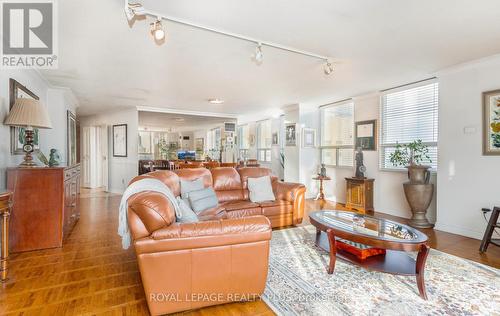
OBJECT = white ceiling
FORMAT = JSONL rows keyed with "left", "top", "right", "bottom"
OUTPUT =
{"left": 42, "top": 0, "right": 500, "bottom": 117}
{"left": 138, "top": 111, "right": 235, "bottom": 132}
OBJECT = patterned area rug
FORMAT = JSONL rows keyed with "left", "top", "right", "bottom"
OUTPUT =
{"left": 262, "top": 226, "right": 500, "bottom": 315}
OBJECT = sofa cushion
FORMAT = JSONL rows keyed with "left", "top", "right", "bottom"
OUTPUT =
{"left": 220, "top": 200, "right": 260, "bottom": 211}
{"left": 248, "top": 176, "right": 276, "bottom": 203}
{"left": 225, "top": 208, "right": 263, "bottom": 218}
{"left": 211, "top": 167, "right": 242, "bottom": 190}
{"left": 175, "top": 197, "right": 199, "bottom": 223}
{"left": 216, "top": 190, "right": 245, "bottom": 203}
{"left": 188, "top": 187, "right": 219, "bottom": 214}
{"left": 258, "top": 200, "right": 292, "bottom": 208}
{"left": 261, "top": 203, "right": 294, "bottom": 216}
{"left": 180, "top": 178, "right": 204, "bottom": 199}
{"left": 175, "top": 168, "right": 213, "bottom": 190}
{"left": 238, "top": 167, "right": 278, "bottom": 189}
{"left": 129, "top": 170, "right": 181, "bottom": 196}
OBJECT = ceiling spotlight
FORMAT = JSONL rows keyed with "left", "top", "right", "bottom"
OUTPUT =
{"left": 208, "top": 98, "right": 224, "bottom": 104}
{"left": 150, "top": 17, "right": 165, "bottom": 41}
{"left": 253, "top": 43, "right": 263, "bottom": 65}
{"left": 324, "top": 60, "right": 334, "bottom": 75}
{"left": 124, "top": 2, "right": 145, "bottom": 22}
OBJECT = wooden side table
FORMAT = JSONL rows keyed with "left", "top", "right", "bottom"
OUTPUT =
{"left": 0, "top": 191, "right": 13, "bottom": 282}
{"left": 345, "top": 177, "right": 374, "bottom": 212}
{"left": 313, "top": 176, "right": 331, "bottom": 200}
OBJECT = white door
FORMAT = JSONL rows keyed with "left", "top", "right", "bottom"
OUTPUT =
{"left": 82, "top": 126, "right": 92, "bottom": 187}
{"left": 99, "top": 125, "right": 109, "bottom": 191}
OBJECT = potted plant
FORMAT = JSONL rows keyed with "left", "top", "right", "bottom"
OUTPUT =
{"left": 389, "top": 140, "right": 434, "bottom": 228}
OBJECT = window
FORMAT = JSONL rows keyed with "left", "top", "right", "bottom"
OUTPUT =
{"left": 237, "top": 125, "right": 249, "bottom": 158}
{"left": 380, "top": 80, "right": 439, "bottom": 170}
{"left": 207, "top": 127, "right": 221, "bottom": 159}
{"left": 320, "top": 101, "right": 354, "bottom": 167}
{"left": 256, "top": 119, "right": 272, "bottom": 162}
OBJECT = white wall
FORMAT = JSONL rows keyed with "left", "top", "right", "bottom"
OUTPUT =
{"left": 80, "top": 108, "right": 139, "bottom": 194}
{"left": 435, "top": 55, "right": 500, "bottom": 239}
{"left": 299, "top": 108, "right": 321, "bottom": 199}
{"left": 0, "top": 70, "right": 77, "bottom": 191}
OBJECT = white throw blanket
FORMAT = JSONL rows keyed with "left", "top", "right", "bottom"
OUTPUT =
{"left": 118, "top": 178, "right": 180, "bottom": 249}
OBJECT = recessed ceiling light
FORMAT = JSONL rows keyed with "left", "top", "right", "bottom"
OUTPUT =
{"left": 173, "top": 117, "right": 185, "bottom": 122}
{"left": 208, "top": 98, "right": 224, "bottom": 104}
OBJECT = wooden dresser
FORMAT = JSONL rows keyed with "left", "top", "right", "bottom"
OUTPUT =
{"left": 7, "top": 164, "right": 81, "bottom": 252}
{"left": 345, "top": 177, "right": 374, "bottom": 213}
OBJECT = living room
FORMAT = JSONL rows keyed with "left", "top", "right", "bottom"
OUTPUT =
{"left": 0, "top": 0, "right": 499, "bottom": 315}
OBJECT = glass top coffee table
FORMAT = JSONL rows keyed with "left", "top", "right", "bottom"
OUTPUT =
{"left": 309, "top": 210, "right": 430, "bottom": 299}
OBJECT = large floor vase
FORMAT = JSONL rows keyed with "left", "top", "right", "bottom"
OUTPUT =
{"left": 403, "top": 165, "right": 434, "bottom": 228}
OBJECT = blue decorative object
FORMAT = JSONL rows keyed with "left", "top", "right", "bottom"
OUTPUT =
{"left": 49, "top": 149, "right": 61, "bottom": 166}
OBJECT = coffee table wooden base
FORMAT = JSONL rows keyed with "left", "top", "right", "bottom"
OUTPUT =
{"left": 315, "top": 230, "right": 430, "bottom": 300}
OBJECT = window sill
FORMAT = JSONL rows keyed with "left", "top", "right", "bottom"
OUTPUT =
{"left": 379, "top": 167, "right": 437, "bottom": 175}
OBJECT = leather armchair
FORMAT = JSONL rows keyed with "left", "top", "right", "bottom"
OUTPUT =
{"left": 127, "top": 176, "right": 272, "bottom": 315}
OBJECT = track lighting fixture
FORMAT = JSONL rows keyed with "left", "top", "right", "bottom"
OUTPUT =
{"left": 253, "top": 43, "right": 263, "bottom": 65}
{"left": 324, "top": 60, "right": 334, "bottom": 75}
{"left": 124, "top": 2, "right": 336, "bottom": 75}
{"left": 124, "top": 2, "right": 145, "bottom": 22}
{"left": 150, "top": 18, "right": 165, "bottom": 41}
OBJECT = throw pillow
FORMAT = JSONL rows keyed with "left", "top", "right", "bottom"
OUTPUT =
{"left": 247, "top": 176, "right": 276, "bottom": 202}
{"left": 176, "top": 197, "right": 199, "bottom": 223}
{"left": 180, "top": 178, "right": 204, "bottom": 199}
{"left": 188, "top": 187, "right": 218, "bottom": 214}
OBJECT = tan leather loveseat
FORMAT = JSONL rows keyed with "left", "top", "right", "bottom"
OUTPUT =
{"left": 126, "top": 167, "right": 305, "bottom": 315}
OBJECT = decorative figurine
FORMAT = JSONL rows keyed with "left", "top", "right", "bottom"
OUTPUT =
{"left": 49, "top": 149, "right": 61, "bottom": 166}
{"left": 355, "top": 147, "right": 367, "bottom": 178}
{"left": 320, "top": 163, "right": 327, "bottom": 177}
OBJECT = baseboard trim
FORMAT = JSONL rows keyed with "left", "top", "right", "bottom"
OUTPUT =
{"left": 434, "top": 222, "right": 484, "bottom": 240}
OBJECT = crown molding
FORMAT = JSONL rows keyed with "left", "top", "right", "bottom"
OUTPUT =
{"left": 137, "top": 106, "right": 238, "bottom": 119}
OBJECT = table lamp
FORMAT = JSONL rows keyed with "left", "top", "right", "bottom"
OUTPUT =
{"left": 3, "top": 98, "right": 52, "bottom": 167}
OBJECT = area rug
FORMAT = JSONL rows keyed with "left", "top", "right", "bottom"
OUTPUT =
{"left": 262, "top": 226, "right": 500, "bottom": 315}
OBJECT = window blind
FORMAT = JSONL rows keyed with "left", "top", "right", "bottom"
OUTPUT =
{"left": 320, "top": 101, "right": 354, "bottom": 167}
{"left": 380, "top": 81, "right": 439, "bottom": 170}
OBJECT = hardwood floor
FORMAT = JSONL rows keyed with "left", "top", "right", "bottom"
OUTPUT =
{"left": 1, "top": 190, "right": 498, "bottom": 315}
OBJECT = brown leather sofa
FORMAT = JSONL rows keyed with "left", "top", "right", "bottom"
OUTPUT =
{"left": 126, "top": 167, "right": 305, "bottom": 315}
{"left": 186, "top": 167, "right": 306, "bottom": 227}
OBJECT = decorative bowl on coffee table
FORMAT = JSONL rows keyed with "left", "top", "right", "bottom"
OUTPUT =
{"left": 309, "top": 210, "right": 430, "bottom": 299}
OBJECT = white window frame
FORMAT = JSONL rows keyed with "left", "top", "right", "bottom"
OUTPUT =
{"left": 256, "top": 119, "right": 272, "bottom": 163}
{"left": 379, "top": 79, "right": 439, "bottom": 171}
{"left": 237, "top": 124, "right": 250, "bottom": 159}
{"left": 319, "top": 101, "right": 355, "bottom": 168}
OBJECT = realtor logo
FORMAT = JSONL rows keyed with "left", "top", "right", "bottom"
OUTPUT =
{"left": 1, "top": 0, "right": 58, "bottom": 68}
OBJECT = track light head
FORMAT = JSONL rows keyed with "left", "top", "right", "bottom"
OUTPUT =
{"left": 124, "top": 2, "right": 145, "bottom": 22}
{"left": 253, "top": 43, "right": 263, "bottom": 65}
{"left": 150, "top": 18, "right": 166, "bottom": 42}
{"left": 324, "top": 60, "right": 334, "bottom": 75}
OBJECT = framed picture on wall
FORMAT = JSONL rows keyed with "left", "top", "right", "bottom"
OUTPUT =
{"left": 67, "top": 111, "right": 78, "bottom": 166}
{"left": 483, "top": 89, "right": 500, "bottom": 155}
{"left": 285, "top": 123, "right": 297, "bottom": 146}
{"left": 272, "top": 132, "right": 279, "bottom": 146}
{"left": 113, "top": 124, "right": 128, "bottom": 157}
{"left": 302, "top": 128, "right": 316, "bottom": 148}
{"left": 9, "top": 79, "right": 40, "bottom": 155}
{"left": 355, "top": 120, "right": 377, "bottom": 151}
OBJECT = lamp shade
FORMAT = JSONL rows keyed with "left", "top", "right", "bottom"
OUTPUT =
{"left": 4, "top": 98, "right": 52, "bottom": 129}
